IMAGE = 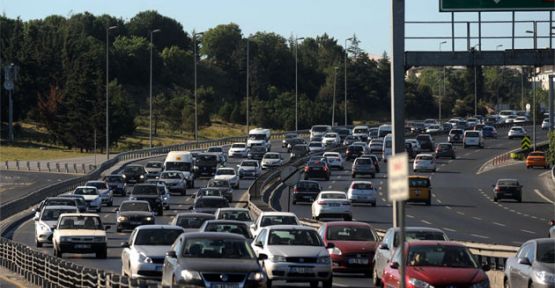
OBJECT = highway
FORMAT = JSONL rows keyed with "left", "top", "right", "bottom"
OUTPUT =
{"left": 0, "top": 170, "right": 77, "bottom": 204}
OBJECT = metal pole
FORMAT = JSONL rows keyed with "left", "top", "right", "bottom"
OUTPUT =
{"left": 478, "top": 12, "right": 482, "bottom": 50}
{"left": 451, "top": 12, "right": 455, "bottom": 52}
{"left": 246, "top": 37, "right": 250, "bottom": 134}
{"left": 533, "top": 72, "right": 536, "bottom": 151}
{"left": 8, "top": 89, "right": 12, "bottom": 141}
{"left": 194, "top": 32, "right": 198, "bottom": 142}
{"left": 522, "top": 67, "right": 525, "bottom": 110}
{"left": 287, "top": 186, "right": 291, "bottom": 212}
{"left": 332, "top": 67, "right": 338, "bottom": 127}
{"left": 439, "top": 41, "right": 446, "bottom": 123}
{"left": 533, "top": 21, "right": 537, "bottom": 50}
{"left": 344, "top": 37, "right": 352, "bottom": 126}
{"left": 549, "top": 75, "right": 554, "bottom": 134}
{"left": 149, "top": 32, "right": 153, "bottom": 148}
{"left": 94, "top": 129, "right": 97, "bottom": 167}
{"left": 474, "top": 63, "right": 478, "bottom": 116}
{"left": 295, "top": 38, "right": 298, "bottom": 132}
{"left": 105, "top": 26, "right": 117, "bottom": 160}
{"left": 392, "top": 0, "right": 406, "bottom": 287}
{"left": 512, "top": 11, "right": 515, "bottom": 50}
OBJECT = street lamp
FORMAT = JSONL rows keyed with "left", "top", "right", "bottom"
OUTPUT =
{"left": 439, "top": 41, "right": 447, "bottom": 123}
{"left": 105, "top": 25, "right": 117, "bottom": 160}
{"left": 246, "top": 35, "right": 252, "bottom": 134}
{"left": 295, "top": 37, "right": 304, "bottom": 131}
{"left": 332, "top": 66, "right": 339, "bottom": 126}
{"left": 149, "top": 29, "right": 161, "bottom": 149}
{"left": 344, "top": 37, "right": 353, "bottom": 127}
{"left": 472, "top": 44, "right": 480, "bottom": 116}
{"left": 496, "top": 44, "right": 503, "bottom": 110}
{"left": 193, "top": 31, "right": 204, "bottom": 142}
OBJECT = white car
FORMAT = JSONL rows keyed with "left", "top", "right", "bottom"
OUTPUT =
{"left": 34, "top": 205, "right": 79, "bottom": 247}
{"left": 85, "top": 180, "right": 113, "bottom": 207}
{"left": 322, "top": 132, "right": 341, "bottom": 147}
{"left": 311, "top": 191, "right": 352, "bottom": 221}
{"left": 323, "top": 152, "right": 344, "bottom": 170}
{"left": 425, "top": 124, "right": 442, "bottom": 134}
{"left": 513, "top": 116, "right": 528, "bottom": 123}
{"left": 508, "top": 126, "right": 527, "bottom": 139}
{"left": 505, "top": 115, "right": 518, "bottom": 123}
{"left": 261, "top": 152, "right": 283, "bottom": 169}
{"left": 214, "top": 167, "right": 239, "bottom": 189}
{"left": 466, "top": 118, "right": 479, "bottom": 127}
{"left": 308, "top": 141, "right": 325, "bottom": 153}
{"left": 52, "top": 213, "right": 108, "bottom": 258}
{"left": 158, "top": 170, "right": 187, "bottom": 195}
{"left": 405, "top": 139, "right": 421, "bottom": 154}
{"left": 413, "top": 153, "right": 436, "bottom": 172}
{"left": 237, "top": 159, "right": 261, "bottom": 179}
{"left": 542, "top": 118, "right": 551, "bottom": 130}
{"left": 249, "top": 211, "right": 300, "bottom": 237}
{"left": 120, "top": 225, "right": 185, "bottom": 280}
{"left": 463, "top": 130, "right": 484, "bottom": 148}
{"left": 227, "top": 142, "right": 249, "bottom": 158}
{"left": 72, "top": 186, "right": 102, "bottom": 212}
{"left": 251, "top": 225, "right": 333, "bottom": 287}
{"left": 423, "top": 119, "right": 438, "bottom": 128}
{"left": 347, "top": 181, "right": 377, "bottom": 206}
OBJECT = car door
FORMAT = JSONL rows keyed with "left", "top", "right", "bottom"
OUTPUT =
{"left": 252, "top": 228, "right": 268, "bottom": 256}
{"left": 510, "top": 243, "right": 532, "bottom": 288}
{"left": 122, "top": 230, "right": 136, "bottom": 275}
{"left": 374, "top": 229, "right": 394, "bottom": 278}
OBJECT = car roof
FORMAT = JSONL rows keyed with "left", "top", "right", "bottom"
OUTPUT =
{"left": 59, "top": 213, "right": 100, "bottom": 217}
{"left": 134, "top": 224, "right": 184, "bottom": 231}
{"left": 204, "top": 220, "right": 249, "bottom": 225}
{"left": 86, "top": 180, "right": 104, "bottom": 183}
{"left": 265, "top": 225, "right": 315, "bottom": 231}
{"left": 120, "top": 200, "right": 150, "bottom": 204}
{"left": 416, "top": 153, "right": 434, "bottom": 157}
{"left": 388, "top": 226, "right": 446, "bottom": 233}
{"left": 324, "top": 221, "right": 372, "bottom": 228}
{"left": 196, "top": 196, "right": 227, "bottom": 200}
{"left": 183, "top": 232, "right": 247, "bottom": 240}
{"left": 405, "top": 240, "right": 463, "bottom": 248}
{"left": 351, "top": 181, "right": 374, "bottom": 185}
{"left": 320, "top": 191, "right": 347, "bottom": 195}
{"left": 217, "top": 208, "right": 249, "bottom": 212}
{"left": 260, "top": 212, "right": 298, "bottom": 217}
{"left": 175, "top": 212, "right": 215, "bottom": 218}
{"left": 75, "top": 186, "right": 97, "bottom": 189}
{"left": 42, "top": 205, "right": 79, "bottom": 210}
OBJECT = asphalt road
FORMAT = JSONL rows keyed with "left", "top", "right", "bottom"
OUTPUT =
{"left": 0, "top": 170, "right": 77, "bottom": 204}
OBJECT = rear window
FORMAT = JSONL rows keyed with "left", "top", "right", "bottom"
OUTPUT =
{"left": 232, "top": 143, "right": 246, "bottom": 148}
{"left": 349, "top": 146, "right": 363, "bottom": 152}
{"left": 176, "top": 215, "right": 214, "bottom": 229}
{"left": 356, "top": 158, "right": 372, "bottom": 165}
{"left": 416, "top": 155, "right": 434, "bottom": 161}
{"left": 146, "top": 162, "right": 162, "bottom": 168}
{"left": 352, "top": 183, "right": 374, "bottom": 190}
{"left": 497, "top": 180, "right": 518, "bottom": 186}
{"left": 465, "top": 132, "right": 480, "bottom": 137}
{"left": 195, "top": 198, "right": 229, "bottom": 208}
{"left": 327, "top": 226, "right": 376, "bottom": 241}
{"left": 321, "top": 193, "right": 346, "bottom": 199}
{"left": 409, "top": 178, "right": 430, "bottom": 187}
{"left": 450, "top": 130, "right": 463, "bottom": 135}
{"left": 312, "top": 126, "right": 328, "bottom": 132}
{"left": 260, "top": 216, "right": 298, "bottom": 227}
{"left": 416, "top": 135, "right": 430, "bottom": 141}
{"left": 132, "top": 185, "right": 158, "bottom": 195}
{"left": 297, "top": 181, "right": 320, "bottom": 190}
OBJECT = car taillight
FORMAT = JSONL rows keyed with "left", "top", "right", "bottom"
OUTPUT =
{"left": 293, "top": 187, "right": 299, "bottom": 193}
{"left": 317, "top": 201, "right": 326, "bottom": 205}
{"left": 304, "top": 166, "right": 309, "bottom": 172}
{"left": 495, "top": 187, "right": 500, "bottom": 192}
{"left": 323, "top": 166, "right": 329, "bottom": 172}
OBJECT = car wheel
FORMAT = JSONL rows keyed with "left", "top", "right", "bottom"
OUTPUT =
{"left": 323, "top": 275, "right": 333, "bottom": 288}
{"left": 108, "top": 200, "right": 113, "bottom": 207}
{"left": 181, "top": 190, "right": 186, "bottom": 196}
{"left": 344, "top": 215, "right": 352, "bottom": 221}
{"left": 96, "top": 249, "right": 107, "bottom": 259}
{"left": 372, "top": 202, "right": 377, "bottom": 207}
{"left": 117, "top": 227, "right": 122, "bottom": 233}
{"left": 36, "top": 240, "right": 42, "bottom": 248}
{"left": 292, "top": 200, "right": 297, "bottom": 205}
{"left": 503, "top": 279, "right": 510, "bottom": 288}
{"left": 517, "top": 196, "right": 522, "bottom": 203}
{"left": 493, "top": 196, "right": 498, "bottom": 202}
{"left": 266, "top": 279, "right": 272, "bottom": 288}
{"left": 351, "top": 173, "right": 356, "bottom": 178}
{"left": 426, "top": 198, "right": 431, "bottom": 206}
{"left": 96, "top": 207, "right": 101, "bottom": 213}
{"left": 165, "top": 205, "right": 170, "bottom": 210}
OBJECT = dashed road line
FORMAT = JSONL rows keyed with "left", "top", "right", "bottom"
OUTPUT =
{"left": 471, "top": 234, "right": 489, "bottom": 239}
{"left": 492, "top": 222, "right": 506, "bottom": 227}
{"left": 445, "top": 206, "right": 452, "bottom": 210}
{"left": 521, "top": 229, "right": 536, "bottom": 235}
{"left": 421, "top": 220, "right": 432, "bottom": 225}
{"left": 472, "top": 217, "right": 482, "bottom": 221}
{"left": 443, "top": 227, "right": 456, "bottom": 232}
{"left": 456, "top": 211, "right": 464, "bottom": 215}
{"left": 407, "top": 215, "right": 415, "bottom": 218}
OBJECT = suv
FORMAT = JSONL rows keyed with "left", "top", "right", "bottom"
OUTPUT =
{"left": 447, "top": 129, "right": 464, "bottom": 143}
{"left": 463, "top": 130, "right": 483, "bottom": 148}
{"left": 352, "top": 157, "right": 376, "bottom": 178}
{"left": 129, "top": 184, "right": 165, "bottom": 216}
{"left": 304, "top": 160, "right": 331, "bottom": 181}
{"left": 237, "top": 160, "right": 262, "bottom": 179}
{"left": 292, "top": 180, "right": 322, "bottom": 204}
{"left": 416, "top": 134, "right": 434, "bottom": 152}
{"left": 52, "top": 213, "right": 109, "bottom": 258}
{"left": 290, "top": 144, "right": 310, "bottom": 159}
{"left": 346, "top": 145, "right": 364, "bottom": 160}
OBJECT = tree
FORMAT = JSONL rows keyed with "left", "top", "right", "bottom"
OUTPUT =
{"left": 126, "top": 10, "right": 190, "bottom": 50}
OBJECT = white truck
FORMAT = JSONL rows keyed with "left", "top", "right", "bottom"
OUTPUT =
{"left": 163, "top": 151, "right": 195, "bottom": 188}
{"left": 247, "top": 128, "right": 271, "bottom": 150}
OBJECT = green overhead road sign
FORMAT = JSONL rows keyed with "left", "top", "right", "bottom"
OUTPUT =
{"left": 440, "top": 0, "right": 555, "bottom": 12}
{"left": 521, "top": 136, "right": 531, "bottom": 150}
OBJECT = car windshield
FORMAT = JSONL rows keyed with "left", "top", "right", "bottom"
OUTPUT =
{"left": 86, "top": 182, "right": 107, "bottom": 189}
{"left": 120, "top": 202, "right": 150, "bottom": 212}
{"left": 537, "top": 242, "right": 555, "bottom": 263}
{"left": 207, "top": 147, "right": 222, "bottom": 153}
{"left": 232, "top": 144, "right": 246, "bottom": 148}
{"left": 208, "top": 180, "right": 229, "bottom": 187}
{"left": 309, "top": 143, "right": 323, "bottom": 147}
{"left": 260, "top": 216, "right": 298, "bottom": 227}
{"left": 251, "top": 147, "right": 266, "bottom": 152}
{"left": 198, "top": 155, "right": 217, "bottom": 162}
{"left": 204, "top": 223, "right": 251, "bottom": 238}
{"left": 416, "top": 136, "right": 430, "bottom": 142}
{"left": 195, "top": 198, "right": 228, "bottom": 208}
{"left": 325, "top": 133, "right": 338, "bottom": 138}
{"left": 219, "top": 211, "right": 252, "bottom": 221}
{"left": 349, "top": 146, "right": 363, "bottom": 152}
{"left": 161, "top": 172, "right": 182, "bottom": 179}
{"left": 417, "top": 156, "right": 434, "bottom": 161}
{"left": 327, "top": 226, "right": 375, "bottom": 241}
{"left": 296, "top": 181, "right": 319, "bottom": 190}
{"left": 41, "top": 208, "right": 77, "bottom": 221}
{"left": 321, "top": 193, "right": 346, "bottom": 199}
{"left": 216, "top": 169, "right": 235, "bottom": 176}
{"left": 106, "top": 176, "right": 123, "bottom": 183}
{"left": 182, "top": 238, "right": 255, "bottom": 259}
{"left": 134, "top": 229, "right": 183, "bottom": 246}
{"left": 438, "top": 144, "right": 451, "bottom": 149}
{"left": 146, "top": 162, "right": 162, "bottom": 168}
{"left": 268, "top": 229, "right": 323, "bottom": 246}
{"left": 74, "top": 188, "right": 97, "bottom": 195}
{"left": 59, "top": 216, "right": 103, "bottom": 230}
{"left": 132, "top": 185, "right": 158, "bottom": 195}
{"left": 45, "top": 199, "right": 76, "bottom": 207}
{"left": 176, "top": 215, "right": 214, "bottom": 229}
{"left": 125, "top": 166, "right": 143, "bottom": 173}
{"left": 497, "top": 180, "right": 518, "bottom": 186}
{"left": 407, "top": 245, "right": 477, "bottom": 268}
{"left": 409, "top": 178, "right": 430, "bottom": 187}
{"left": 352, "top": 183, "right": 373, "bottom": 190}
{"left": 198, "top": 189, "right": 223, "bottom": 197}
{"left": 466, "top": 132, "right": 479, "bottom": 137}
{"left": 354, "top": 128, "right": 369, "bottom": 134}
{"left": 165, "top": 162, "right": 192, "bottom": 172}
{"left": 241, "top": 161, "right": 257, "bottom": 167}
{"left": 312, "top": 126, "right": 328, "bottom": 132}
{"left": 450, "top": 130, "right": 463, "bottom": 135}
{"left": 249, "top": 134, "right": 266, "bottom": 140}
{"left": 264, "top": 153, "right": 279, "bottom": 159}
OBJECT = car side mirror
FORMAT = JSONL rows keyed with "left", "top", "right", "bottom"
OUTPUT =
{"left": 390, "top": 262, "right": 399, "bottom": 269}
{"left": 517, "top": 257, "right": 531, "bottom": 266}
{"left": 379, "top": 243, "right": 389, "bottom": 250}
{"left": 326, "top": 243, "right": 335, "bottom": 249}
{"left": 104, "top": 225, "right": 111, "bottom": 230}
{"left": 236, "top": 165, "right": 240, "bottom": 168}
{"left": 258, "top": 253, "right": 268, "bottom": 261}
{"left": 166, "top": 251, "right": 177, "bottom": 258}
{"left": 120, "top": 241, "right": 129, "bottom": 248}
{"left": 481, "top": 264, "right": 491, "bottom": 271}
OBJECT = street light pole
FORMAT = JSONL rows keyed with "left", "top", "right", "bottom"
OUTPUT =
{"left": 246, "top": 36, "right": 250, "bottom": 134}
{"left": 149, "top": 29, "right": 161, "bottom": 149}
{"left": 105, "top": 25, "right": 117, "bottom": 160}
{"left": 496, "top": 44, "right": 503, "bottom": 111}
{"left": 439, "top": 41, "right": 447, "bottom": 123}
{"left": 295, "top": 37, "right": 304, "bottom": 132}
{"left": 532, "top": 71, "right": 537, "bottom": 150}
{"left": 332, "top": 67, "right": 338, "bottom": 127}
{"left": 344, "top": 37, "right": 353, "bottom": 127}
{"left": 193, "top": 31, "right": 204, "bottom": 142}
{"left": 472, "top": 44, "right": 480, "bottom": 116}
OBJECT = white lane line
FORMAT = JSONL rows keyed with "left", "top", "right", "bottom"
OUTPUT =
{"left": 492, "top": 222, "right": 506, "bottom": 227}
{"left": 472, "top": 217, "right": 482, "bottom": 221}
{"left": 478, "top": 188, "right": 483, "bottom": 192}
{"left": 521, "top": 229, "right": 536, "bottom": 235}
{"left": 407, "top": 215, "right": 415, "bottom": 219}
{"left": 471, "top": 234, "right": 489, "bottom": 239}
{"left": 456, "top": 211, "right": 465, "bottom": 215}
{"left": 103, "top": 214, "right": 109, "bottom": 218}
{"left": 443, "top": 227, "right": 456, "bottom": 232}
{"left": 381, "top": 198, "right": 387, "bottom": 202}
{"left": 421, "top": 220, "right": 432, "bottom": 225}
{"left": 437, "top": 199, "right": 442, "bottom": 204}
{"left": 445, "top": 206, "right": 452, "bottom": 210}
{"left": 380, "top": 181, "right": 384, "bottom": 185}
{"left": 534, "top": 189, "right": 555, "bottom": 204}
{"left": 379, "top": 192, "right": 383, "bottom": 196}
{"left": 531, "top": 216, "right": 538, "bottom": 219}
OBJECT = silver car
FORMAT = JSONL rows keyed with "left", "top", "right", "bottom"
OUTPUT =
{"left": 158, "top": 171, "right": 187, "bottom": 196}
{"left": 251, "top": 225, "right": 333, "bottom": 288}
{"left": 120, "top": 225, "right": 185, "bottom": 280}
{"left": 504, "top": 238, "right": 555, "bottom": 288}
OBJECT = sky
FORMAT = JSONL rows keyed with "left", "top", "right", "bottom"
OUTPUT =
{"left": 1, "top": 0, "right": 552, "bottom": 55}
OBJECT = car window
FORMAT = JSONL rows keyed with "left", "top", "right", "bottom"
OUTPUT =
{"left": 327, "top": 226, "right": 376, "bottom": 241}
{"left": 216, "top": 169, "right": 235, "bottom": 175}
{"left": 146, "top": 162, "right": 162, "bottom": 168}
{"left": 218, "top": 211, "right": 252, "bottom": 221}
{"left": 409, "top": 178, "right": 430, "bottom": 187}
{"left": 356, "top": 158, "right": 372, "bottom": 165}
{"left": 264, "top": 153, "right": 280, "bottom": 159}
{"left": 120, "top": 202, "right": 150, "bottom": 212}
{"left": 132, "top": 185, "right": 158, "bottom": 195}
{"left": 241, "top": 161, "right": 258, "bottom": 167}
{"left": 536, "top": 242, "right": 555, "bottom": 263}
{"left": 176, "top": 215, "right": 214, "bottom": 229}
{"left": 268, "top": 229, "right": 323, "bottom": 246}
{"left": 260, "top": 216, "right": 298, "bottom": 227}
{"left": 466, "top": 132, "right": 480, "bottom": 137}
{"left": 394, "top": 231, "right": 448, "bottom": 247}
{"left": 204, "top": 223, "right": 250, "bottom": 238}
{"left": 86, "top": 182, "right": 107, "bottom": 189}
{"left": 321, "top": 193, "right": 346, "bottom": 200}
{"left": 195, "top": 198, "right": 229, "bottom": 208}
{"left": 352, "top": 183, "right": 373, "bottom": 190}
{"left": 41, "top": 208, "right": 78, "bottom": 221}
{"left": 407, "top": 245, "right": 477, "bottom": 268}
{"left": 74, "top": 187, "right": 97, "bottom": 195}
{"left": 257, "top": 229, "right": 268, "bottom": 245}
{"left": 134, "top": 229, "right": 183, "bottom": 245}
{"left": 161, "top": 172, "right": 182, "bottom": 179}
{"left": 58, "top": 216, "right": 103, "bottom": 230}
{"left": 182, "top": 238, "right": 255, "bottom": 259}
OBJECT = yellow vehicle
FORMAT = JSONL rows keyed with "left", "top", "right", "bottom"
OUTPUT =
{"left": 408, "top": 176, "right": 431, "bottom": 206}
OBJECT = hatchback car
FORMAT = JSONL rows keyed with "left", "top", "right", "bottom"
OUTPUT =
{"left": 214, "top": 167, "right": 240, "bottom": 189}
{"left": 481, "top": 125, "right": 497, "bottom": 138}
{"left": 323, "top": 152, "right": 344, "bottom": 170}
{"left": 416, "top": 134, "right": 434, "bottom": 152}
{"left": 347, "top": 181, "right": 377, "bottom": 206}
{"left": 292, "top": 180, "right": 322, "bottom": 204}
{"left": 346, "top": 144, "right": 365, "bottom": 160}
{"left": 447, "top": 129, "right": 464, "bottom": 144}
{"left": 435, "top": 143, "right": 456, "bottom": 159}
{"left": 308, "top": 141, "right": 325, "bottom": 153}
{"left": 170, "top": 212, "right": 215, "bottom": 232}
{"left": 542, "top": 118, "right": 551, "bottom": 130}
{"left": 352, "top": 157, "right": 376, "bottom": 178}
{"left": 504, "top": 238, "right": 555, "bottom": 288}
{"left": 311, "top": 191, "right": 352, "bottom": 221}
{"left": 493, "top": 178, "right": 522, "bottom": 202}
{"left": 508, "top": 126, "right": 527, "bottom": 139}
{"left": 290, "top": 144, "right": 310, "bottom": 159}
{"left": 158, "top": 171, "right": 187, "bottom": 195}
{"left": 237, "top": 160, "right": 262, "bottom": 179}
{"left": 261, "top": 152, "right": 283, "bottom": 169}
{"left": 144, "top": 161, "right": 163, "bottom": 178}
{"left": 248, "top": 146, "right": 267, "bottom": 160}
{"left": 304, "top": 159, "right": 331, "bottom": 181}
{"left": 413, "top": 154, "right": 436, "bottom": 172}
{"left": 322, "top": 132, "right": 341, "bottom": 147}
{"left": 228, "top": 142, "right": 250, "bottom": 158}
{"left": 282, "top": 132, "right": 299, "bottom": 148}
{"left": 526, "top": 151, "right": 549, "bottom": 169}
{"left": 206, "top": 179, "right": 233, "bottom": 202}
{"left": 104, "top": 175, "right": 126, "bottom": 196}
{"left": 116, "top": 200, "right": 155, "bottom": 232}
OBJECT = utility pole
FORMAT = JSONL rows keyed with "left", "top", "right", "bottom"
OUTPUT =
{"left": 332, "top": 67, "right": 338, "bottom": 127}
{"left": 439, "top": 41, "right": 447, "bottom": 123}
{"left": 149, "top": 29, "right": 160, "bottom": 149}
{"left": 105, "top": 25, "right": 117, "bottom": 160}
{"left": 246, "top": 36, "right": 250, "bottom": 134}
{"left": 344, "top": 37, "right": 353, "bottom": 127}
{"left": 295, "top": 37, "right": 304, "bottom": 131}
{"left": 193, "top": 31, "right": 204, "bottom": 142}
{"left": 549, "top": 75, "right": 554, "bottom": 134}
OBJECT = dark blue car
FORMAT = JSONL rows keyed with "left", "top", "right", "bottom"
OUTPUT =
{"left": 482, "top": 126, "right": 497, "bottom": 138}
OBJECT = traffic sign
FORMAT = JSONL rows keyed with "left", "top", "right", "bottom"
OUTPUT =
{"left": 388, "top": 153, "right": 409, "bottom": 202}
{"left": 440, "top": 0, "right": 555, "bottom": 12}
{"left": 521, "top": 136, "right": 531, "bottom": 150}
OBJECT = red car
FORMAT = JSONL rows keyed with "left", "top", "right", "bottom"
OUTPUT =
{"left": 382, "top": 241, "right": 490, "bottom": 288}
{"left": 318, "top": 221, "right": 379, "bottom": 275}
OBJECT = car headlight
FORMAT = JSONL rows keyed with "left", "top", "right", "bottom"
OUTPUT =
{"left": 534, "top": 271, "right": 555, "bottom": 284}
{"left": 408, "top": 278, "right": 434, "bottom": 288}
{"left": 117, "top": 216, "right": 128, "bottom": 222}
{"left": 140, "top": 174, "right": 145, "bottom": 179}
{"left": 122, "top": 174, "right": 126, "bottom": 179}
{"left": 181, "top": 270, "right": 202, "bottom": 281}
{"left": 317, "top": 256, "right": 331, "bottom": 264}
{"left": 138, "top": 253, "right": 152, "bottom": 263}
{"left": 272, "top": 255, "right": 287, "bottom": 262}
{"left": 248, "top": 272, "right": 266, "bottom": 282}
{"left": 328, "top": 247, "right": 342, "bottom": 255}
{"left": 145, "top": 217, "right": 153, "bottom": 222}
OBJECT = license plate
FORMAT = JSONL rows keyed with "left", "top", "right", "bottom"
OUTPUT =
{"left": 348, "top": 258, "right": 368, "bottom": 265}
{"left": 313, "top": 167, "right": 321, "bottom": 170}
{"left": 130, "top": 221, "right": 141, "bottom": 225}
{"left": 211, "top": 284, "right": 239, "bottom": 288}
{"left": 329, "top": 203, "right": 340, "bottom": 207}
{"left": 290, "top": 267, "right": 313, "bottom": 274}
{"left": 74, "top": 244, "right": 91, "bottom": 249}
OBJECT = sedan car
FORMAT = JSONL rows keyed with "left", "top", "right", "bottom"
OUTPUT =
{"left": 311, "top": 191, "right": 352, "bottom": 221}
{"left": 435, "top": 143, "right": 456, "bottom": 159}
{"left": 352, "top": 157, "right": 376, "bottom": 178}
{"left": 416, "top": 134, "right": 434, "bottom": 152}
{"left": 104, "top": 175, "right": 126, "bottom": 196}
{"left": 52, "top": 213, "right": 109, "bottom": 259}
{"left": 56, "top": 194, "right": 88, "bottom": 212}
{"left": 206, "top": 146, "right": 227, "bottom": 164}
{"left": 121, "top": 225, "right": 185, "bottom": 280}
{"left": 304, "top": 159, "right": 331, "bottom": 181}
{"left": 158, "top": 171, "right": 187, "bottom": 195}
{"left": 85, "top": 180, "right": 113, "bottom": 207}
{"left": 250, "top": 212, "right": 300, "bottom": 237}
{"left": 162, "top": 232, "right": 267, "bottom": 288}
{"left": 309, "top": 141, "right": 325, "bottom": 153}
{"left": 508, "top": 126, "right": 527, "bottom": 139}
{"left": 322, "top": 132, "right": 341, "bottom": 147}
{"left": 72, "top": 186, "right": 102, "bottom": 212}
{"left": 323, "top": 152, "right": 344, "bottom": 170}
{"left": 504, "top": 238, "right": 555, "bottom": 288}
{"left": 116, "top": 200, "right": 155, "bottom": 232}
{"left": 144, "top": 161, "right": 163, "bottom": 178}
{"left": 237, "top": 160, "right": 262, "bottom": 179}
{"left": 347, "top": 181, "right": 377, "bottom": 206}
{"left": 413, "top": 153, "right": 436, "bottom": 172}
{"left": 214, "top": 167, "right": 240, "bottom": 189}
{"left": 248, "top": 146, "right": 268, "bottom": 160}
{"left": 481, "top": 125, "right": 498, "bottom": 138}
{"left": 493, "top": 178, "right": 522, "bottom": 202}
{"left": 200, "top": 220, "right": 253, "bottom": 241}
{"left": 34, "top": 205, "right": 79, "bottom": 247}
{"left": 261, "top": 152, "right": 283, "bottom": 169}
{"left": 319, "top": 221, "right": 379, "bottom": 274}
{"left": 526, "top": 151, "right": 550, "bottom": 169}
{"left": 292, "top": 180, "right": 322, "bottom": 204}
{"left": 286, "top": 138, "right": 306, "bottom": 152}
{"left": 170, "top": 212, "right": 215, "bottom": 233}
{"left": 381, "top": 241, "right": 490, "bottom": 288}
{"left": 122, "top": 164, "right": 147, "bottom": 184}
{"left": 228, "top": 142, "right": 250, "bottom": 158}
{"left": 282, "top": 132, "right": 299, "bottom": 148}
{"left": 343, "top": 135, "right": 358, "bottom": 146}
{"left": 251, "top": 225, "right": 333, "bottom": 288}
{"left": 290, "top": 143, "right": 310, "bottom": 159}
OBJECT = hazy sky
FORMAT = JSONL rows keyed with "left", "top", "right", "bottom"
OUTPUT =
{"left": 1, "top": 0, "right": 552, "bottom": 54}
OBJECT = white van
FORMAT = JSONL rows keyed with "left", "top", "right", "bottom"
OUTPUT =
{"left": 352, "top": 125, "right": 370, "bottom": 142}
{"left": 247, "top": 128, "right": 271, "bottom": 150}
{"left": 378, "top": 124, "right": 392, "bottom": 138}
{"left": 163, "top": 151, "right": 195, "bottom": 188}
{"left": 382, "top": 134, "right": 392, "bottom": 161}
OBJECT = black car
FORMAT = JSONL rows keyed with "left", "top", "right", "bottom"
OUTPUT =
{"left": 192, "top": 196, "right": 230, "bottom": 214}
{"left": 104, "top": 175, "right": 126, "bottom": 196}
{"left": 195, "top": 153, "right": 219, "bottom": 177}
{"left": 292, "top": 180, "right": 322, "bottom": 204}
{"left": 493, "top": 179, "right": 522, "bottom": 202}
{"left": 286, "top": 138, "right": 306, "bottom": 152}
{"left": 115, "top": 200, "right": 155, "bottom": 232}
{"left": 346, "top": 145, "right": 364, "bottom": 160}
{"left": 206, "top": 179, "right": 233, "bottom": 202}
{"left": 435, "top": 143, "right": 456, "bottom": 159}
{"left": 304, "top": 160, "right": 330, "bottom": 181}
{"left": 162, "top": 232, "right": 266, "bottom": 288}
{"left": 121, "top": 164, "right": 147, "bottom": 184}
{"left": 282, "top": 133, "right": 298, "bottom": 148}
{"left": 129, "top": 184, "right": 164, "bottom": 216}
{"left": 290, "top": 144, "right": 310, "bottom": 159}
{"left": 416, "top": 134, "right": 434, "bottom": 152}
{"left": 248, "top": 146, "right": 267, "bottom": 160}
{"left": 333, "top": 127, "right": 351, "bottom": 141}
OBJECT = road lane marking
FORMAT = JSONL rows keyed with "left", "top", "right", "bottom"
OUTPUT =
{"left": 492, "top": 222, "right": 506, "bottom": 227}
{"left": 332, "top": 181, "right": 336, "bottom": 184}
{"left": 471, "top": 234, "right": 489, "bottom": 239}
{"left": 421, "top": 220, "right": 431, "bottom": 225}
{"left": 521, "top": 229, "right": 536, "bottom": 235}
{"left": 456, "top": 211, "right": 464, "bottom": 215}
{"left": 472, "top": 217, "right": 482, "bottom": 221}
{"left": 436, "top": 199, "right": 442, "bottom": 203}
{"left": 443, "top": 227, "right": 456, "bottom": 232}
{"left": 328, "top": 185, "right": 332, "bottom": 189}
{"left": 445, "top": 206, "right": 452, "bottom": 210}
{"left": 534, "top": 189, "right": 554, "bottom": 204}
{"left": 407, "top": 215, "right": 415, "bottom": 219}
